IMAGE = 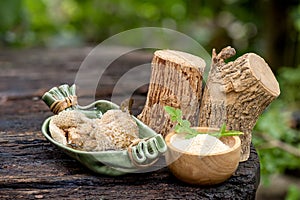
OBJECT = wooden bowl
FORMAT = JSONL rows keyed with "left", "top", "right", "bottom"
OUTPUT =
{"left": 165, "top": 127, "right": 241, "bottom": 185}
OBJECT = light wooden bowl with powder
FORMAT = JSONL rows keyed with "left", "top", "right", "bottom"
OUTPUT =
{"left": 165, "top": 127, "right": 241, "bottom": 185}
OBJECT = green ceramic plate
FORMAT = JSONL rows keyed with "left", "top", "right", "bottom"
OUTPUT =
{"left": 41, "top": 100, "right": 167, "bottom": 176}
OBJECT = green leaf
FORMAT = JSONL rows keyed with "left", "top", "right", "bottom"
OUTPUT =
{"left": 222, "top": 131, "right": 244, "bottom": 137}
{"left": 164, "top": 106, "right": 176, "bottom": 114}
{"left": 185, "top": 133, "right": 198, "bottom": 139}
{"left": 220, "top": 123, "right": 227, "bottom": 134}
{"left": 181, "top": 119, "right": 191, "bottom": 127}
{"left": 175, "top": 109, "right": 182, "bottom": 118}
{"left": 174, "top": 124, "right": 189, "bottom": 134}
{"left": 210, "top": 132, "right": 221, "bottom": 138}
{"left": 174, "top": 124, "right": 182, "bottom": 133}
{"left": 170, "top": 116, "right": 177, "bottom": 122}
{"left": 164, "top": 106, "right": 183, "bottom": 122}
{"left": 164, "top": 106, "right": 178, "bottom": 118}
{"left": 225, "top": 131, "right": 244, "bottom": 135}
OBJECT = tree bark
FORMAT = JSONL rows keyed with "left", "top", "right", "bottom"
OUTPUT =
{"left": 199, "top": 47, "right": 280, "bottom": 161}
{"left": 138, "top": 50, "right": 205, "bottom": 137}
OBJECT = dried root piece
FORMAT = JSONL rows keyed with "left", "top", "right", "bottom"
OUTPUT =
{"left": 95, "top": 110, "right": 139, "bottom": 149}
{"left": 50, "top": 110, "right": 93, "bottom": 129}
{"left": 49, "top": 110, "right": 110, "bottom": 150}
{"left": 49, "top": 109, "right": 139, "bottom": 151}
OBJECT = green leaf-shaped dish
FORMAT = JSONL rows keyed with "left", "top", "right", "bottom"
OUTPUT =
{"left": 41, "top": 100, "right": 167, "bottom": 176}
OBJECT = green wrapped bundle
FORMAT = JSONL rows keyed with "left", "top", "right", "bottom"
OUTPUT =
{"left": 42, "top": 84, "right": 77, "bottom": 114}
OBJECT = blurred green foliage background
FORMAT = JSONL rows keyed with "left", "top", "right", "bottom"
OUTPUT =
{"left": 1, "top": 0, "right": 299, "bottom": 70}
{"left": 1, "top": 0, "right": 300, "bottom": 198}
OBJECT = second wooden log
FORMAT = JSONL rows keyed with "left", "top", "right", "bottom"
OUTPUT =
{"left": 199, "top": 47, "right": 280, "bottom": 161}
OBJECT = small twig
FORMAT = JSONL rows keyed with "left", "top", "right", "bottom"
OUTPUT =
{"left": 216, "top": 46, "right": 236, "bottom": 61}
{"left": 256, "top": 132, "right": 300, "bottom": 158}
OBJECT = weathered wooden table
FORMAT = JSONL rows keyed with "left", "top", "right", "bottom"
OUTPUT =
{"left": 0, "top": 47, "right": 260, "bottom": 199}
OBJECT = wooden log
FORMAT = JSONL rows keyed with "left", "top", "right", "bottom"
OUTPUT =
{"left": 138, "top": 50, "right": 205, "bottom": 137}
{"left": 199, "top": 46, "right": 280, "bottom": 161}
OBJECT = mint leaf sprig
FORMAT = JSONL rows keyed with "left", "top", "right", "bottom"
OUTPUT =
{"left": 164, "top": 106, "right": 243, "bottom": 139}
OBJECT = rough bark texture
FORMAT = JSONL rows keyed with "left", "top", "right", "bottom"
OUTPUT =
{"left": 138, "top": 50, "right": 205, "bottom": 137}
{"left": 0, "top": 47, "right": 260, "bottom": 199}
{"left": 199, "top": 47, "right": 280, "bottom": 161}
